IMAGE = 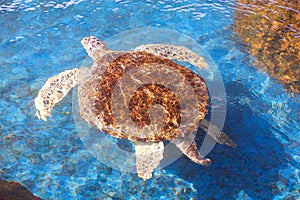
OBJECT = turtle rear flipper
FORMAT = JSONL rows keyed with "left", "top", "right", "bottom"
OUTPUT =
{"left": 35, "top": 68, "right": 79, "bottom": 121}
{"left": 199, "top": 119, "right": 237, "bottom": 147}
{"left": 135, "top": 44, "right": 209, "bottom": 69}
{"left": 134, "top": 141, "right": 164, "bottom": 180}
{"left": 171, "top": 137, "right": 211, "bottom": 166}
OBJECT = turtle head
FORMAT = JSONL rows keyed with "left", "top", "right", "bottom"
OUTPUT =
{"left": 81, "top": 36, "right": 110, "bottom": 60}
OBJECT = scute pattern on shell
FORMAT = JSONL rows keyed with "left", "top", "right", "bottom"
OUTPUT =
{"left": 129, "top": 83, "right": 181, "bottom": 130}
{"left": 78, "top": 51, "right": 209, "bottom": 142}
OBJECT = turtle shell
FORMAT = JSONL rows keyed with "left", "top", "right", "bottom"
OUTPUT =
{"left": 78, "top": 51, "right": 209, "bottom": 142}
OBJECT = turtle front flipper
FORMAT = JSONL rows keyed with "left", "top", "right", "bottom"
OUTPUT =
{"left": 134, "top": 141, "right": 164, "bottom": 180}
{"left": 199, "top": 119, "right": 237, "bottom": 147}
{"left": 135, "top": 44, "right": 209, "bottom": 69}
{"left": 171, "top": 137, "right": 211, "bottom": 166}
{"left": 35, "top": 68, "right": 79, "bottom": 121}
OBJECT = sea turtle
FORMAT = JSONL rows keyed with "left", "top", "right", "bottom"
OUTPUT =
{"left": 35, "top": 36, "right": 236, "bottom": 180}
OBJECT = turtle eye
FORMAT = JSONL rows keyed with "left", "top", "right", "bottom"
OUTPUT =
{"left": 89, "top": 47, "right": 92, "bottom": 50}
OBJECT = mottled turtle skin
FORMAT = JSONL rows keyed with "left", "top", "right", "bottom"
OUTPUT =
{"left": 35, "top": 36, "right": 236, "bottom": 180}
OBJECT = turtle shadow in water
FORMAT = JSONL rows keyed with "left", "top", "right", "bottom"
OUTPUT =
{"left": 165, "top": 81, "right": 298, "bottom": 199}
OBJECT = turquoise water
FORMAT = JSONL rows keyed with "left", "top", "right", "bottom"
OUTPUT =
{"left": 0, "top": 0, "right": 299, "bottom": 199}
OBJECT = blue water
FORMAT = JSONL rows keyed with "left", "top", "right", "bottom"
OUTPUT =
{"left": 0, "top": 0, "right": 299, "bottom": 199}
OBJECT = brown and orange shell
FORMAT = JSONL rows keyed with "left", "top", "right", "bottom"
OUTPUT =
{"left": 78, "top": 51, "right": 209, "bottom": 142}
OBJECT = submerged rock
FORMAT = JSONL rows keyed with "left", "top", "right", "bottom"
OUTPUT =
{"left": 0, "top": 179, "right": 42, "bottom": 200}
{"left": 234, "top": 0, "right": 300, "bottom": 94}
